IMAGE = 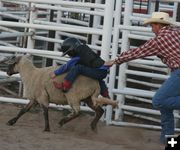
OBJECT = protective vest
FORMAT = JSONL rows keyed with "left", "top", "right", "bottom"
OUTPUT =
{"left": 75, "top": 45, "right": 105, "bottom": 68}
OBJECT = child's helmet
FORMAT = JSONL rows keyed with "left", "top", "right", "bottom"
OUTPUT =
{"left": 60, "top": 37, "right": 81, "bottom": 56}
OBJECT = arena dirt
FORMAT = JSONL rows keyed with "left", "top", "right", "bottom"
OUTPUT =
{"left": 0, "top": 103, "right": 164, "bottom": 150}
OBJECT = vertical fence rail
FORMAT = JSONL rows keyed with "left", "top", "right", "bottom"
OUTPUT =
{"left": 100, "top": 0, "right": 114, "bottom": 60}
{"left": 26, "top": 2, "right": 36, "bottom": 49}
{"left": 115, "top": 0, "right": 133, "bottom": 121}
{"left": 105, "top": 0, "right": 123, "bottom": 124}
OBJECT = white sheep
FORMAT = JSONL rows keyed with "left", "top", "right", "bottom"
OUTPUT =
{"left": 1, "top": 55, "right": 117, "bottom": 131}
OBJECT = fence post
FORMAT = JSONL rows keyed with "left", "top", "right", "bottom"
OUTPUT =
{"left": 114, "top": 0, "right": 133, "bottom": 121}
{"left": 0, "top": 2, "right": 2, "bottom": 21}
{"left": 91, "top": 0, "right": 101, "bottom": 46}
{"left": 105, "top": 0, "right": 123, "bottom": 124}
{"left": 26, "top": 3, "right": 37, "bottom": 49}
{"left": 148, "top": 1, "right": 155, "bottom": 14}
{"left": 53, "top": 2, "right": 63, "bottom": 66}
{"left": 98, "top": 0, "right": 114, "bottom": 124}
{"left": 172, "top": 2, "right": 178, "bottom": 21}
{"left": 100, "top": 0, "right": 114, "bottom": 60}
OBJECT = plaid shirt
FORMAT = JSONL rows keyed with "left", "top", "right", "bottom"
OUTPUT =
{"left": 116, "top": 25, "right": 180, "bottom": 69}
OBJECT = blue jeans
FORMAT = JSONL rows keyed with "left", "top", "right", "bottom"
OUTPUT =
{"left": 64, "top": 64, "right": 108, "bottom": 94}
{"left": 152, "top": 69, "right": 180, "bottom": 143}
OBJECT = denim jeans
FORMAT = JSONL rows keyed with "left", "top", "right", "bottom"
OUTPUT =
{"left": 152, "top": 69, "right": 180, "bottom": 143}
{"left": 64, "top": 64, "right": 108, "bottom": 94}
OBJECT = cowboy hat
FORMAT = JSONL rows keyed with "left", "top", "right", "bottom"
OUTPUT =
{"left": 144, "top": 12, "right": 172, "bottom": 25}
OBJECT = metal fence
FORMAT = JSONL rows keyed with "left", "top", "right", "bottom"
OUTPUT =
{"left": 0, "top": 0, "right": 180, "bottom": 132}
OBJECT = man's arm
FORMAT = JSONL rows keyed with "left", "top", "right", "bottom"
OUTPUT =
{"left": 114, "top": 38, "right": 159, "bottom": 64}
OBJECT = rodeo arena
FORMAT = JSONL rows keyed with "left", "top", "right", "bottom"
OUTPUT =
{"left": 0, "top": 0, "right": 180, "bottom": 150}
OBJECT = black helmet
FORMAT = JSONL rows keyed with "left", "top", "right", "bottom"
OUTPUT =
{"left": 60, "top": 37, "right": 81, "bottom": 57}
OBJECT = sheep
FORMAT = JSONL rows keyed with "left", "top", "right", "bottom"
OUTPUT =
{"left": 1, "top": 55, "right": 117, "bottom": 131}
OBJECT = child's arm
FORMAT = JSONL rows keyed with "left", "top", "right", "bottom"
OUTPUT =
{"left": 49, "top": 64, "right": 67, "bottom": 79}
{"left": 54, "top": 64, "right": 68, "bottom": 76}
{"left": 50, "top": 57, "right": 80, "bottom": 78}
{"left": 104, "top": 60, "right": 116, "bottom": 67}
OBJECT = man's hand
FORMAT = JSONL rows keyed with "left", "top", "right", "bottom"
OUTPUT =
{"left": 114, "top": 56, "right": 123, "bottom": 65}
{"left": 104, "top": 60, "right": 116, "bottom": 67}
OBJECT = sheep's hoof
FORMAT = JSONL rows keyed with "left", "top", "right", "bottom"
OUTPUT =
{"left": 90, "top": 122, "right": 97, "bottom": 133}
{"left": 112, "top": 101, "right": 119, "bottom": 108}
{"left": 7, "top": 118, "right": 17, "bottom": 126}
{"left": 44, "top": 128, "right": 50, "bottom": 132}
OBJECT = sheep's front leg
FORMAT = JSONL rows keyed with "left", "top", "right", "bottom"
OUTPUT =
{"left": 59, "top": 105, "right": 80, "bottom": 127}
{"left": 42, "top": 105, "right": 50, "bottom": 132}
{"left": 7, "top": 100, "right": 36, "bottom": 126}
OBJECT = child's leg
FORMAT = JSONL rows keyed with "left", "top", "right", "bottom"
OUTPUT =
{"left": 53, "top": 65, "right": 85, "bottom": 92}
{"left": 99, "top": 80, "right": 110, "bottom": 98}
{"left": 65, "top": 64, "right": 107, "bottom": 82}
{"left": 56, "top": 64, "right": 107, "bottom": 92}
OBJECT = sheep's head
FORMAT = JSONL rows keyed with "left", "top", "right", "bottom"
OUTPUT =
{"left": 0, "top": 55, "right": 22, "bottom": 76}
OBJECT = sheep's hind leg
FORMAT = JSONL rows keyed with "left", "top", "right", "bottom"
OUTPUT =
{"left": 85, "top": 98, "right": 104, "bottom": 131}
{"left": 59, "top": 105, "right": 80, "bottom": 127}
{"left": 7, "top": 100, "right": 36, "bottom": 126}
{"left": 42, "top": 105, "right": 50, "bottom": 132}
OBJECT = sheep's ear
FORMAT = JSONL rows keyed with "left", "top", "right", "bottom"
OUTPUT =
{"left": 15, "top": 56, "right": 22, "bottom": 64}
{"left": 5, "top": 55, "right": 22, "bottom": 65}
{"left": 26, "top": 54, "right": 33, "bottom": 60}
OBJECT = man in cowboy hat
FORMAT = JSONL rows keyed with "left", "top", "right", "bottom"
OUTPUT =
{"left": 106, "top": 12, "right": 180, "bottom": 144}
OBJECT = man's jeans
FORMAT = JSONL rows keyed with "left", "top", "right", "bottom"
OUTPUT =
{"left": 152, "top": 69, "right": 180, "bottom": 143}
{"left": 64, "top": 64, "right": 108, "bottom": 94}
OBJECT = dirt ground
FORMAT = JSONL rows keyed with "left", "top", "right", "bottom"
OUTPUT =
{"left": 0, "top": 103, "right": 165, "bottom": 150}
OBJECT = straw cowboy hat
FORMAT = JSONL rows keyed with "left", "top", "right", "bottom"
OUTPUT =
{"left": 144, "top": 12, "right": 172, "bottom": 25}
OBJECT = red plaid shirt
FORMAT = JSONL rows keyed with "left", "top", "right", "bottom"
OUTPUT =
{"left": 116, "top": 26, "right": 180, "bottom": 69}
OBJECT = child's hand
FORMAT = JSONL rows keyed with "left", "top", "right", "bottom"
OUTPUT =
{"left": 104, "top": 60, "right": 116, "bottom": 67}
{"left": 49, "top": 72, "right": 56, "bottom": 79}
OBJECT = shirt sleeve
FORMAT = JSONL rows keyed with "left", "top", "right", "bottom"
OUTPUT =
{"left": 116, "top": 38, "right": 159, "bottom": 64}
{"left": 54, "top": 57, "right": 80, "bottom": 75}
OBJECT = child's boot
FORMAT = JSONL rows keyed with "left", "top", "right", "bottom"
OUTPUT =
{"left": 53, "top": 79, "right": 72, "bottom": 93}
{"left": 101, "top": 90, "right": 110, "bottom": 98}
